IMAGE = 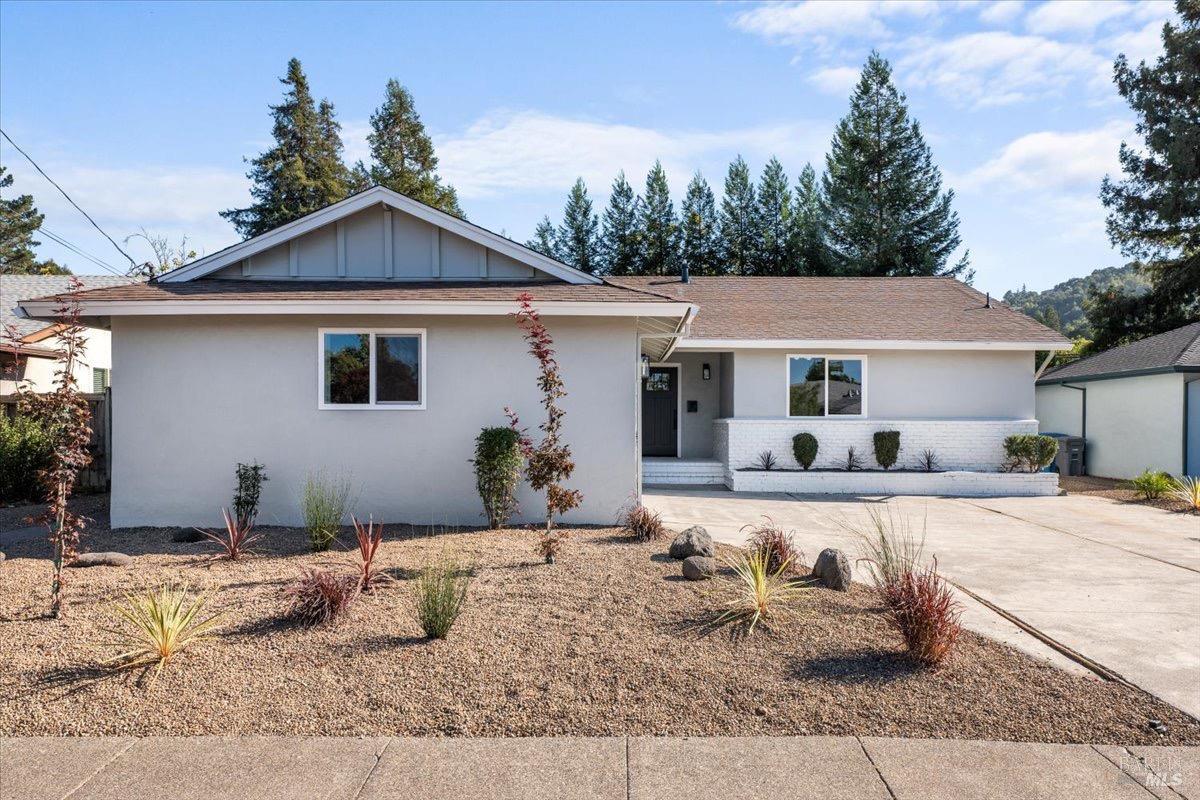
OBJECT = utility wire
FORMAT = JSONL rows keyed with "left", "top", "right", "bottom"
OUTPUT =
{"left": 37, "top": 226, "right": 126, "bottom": 276}
{"left": 1, "top": 127, "right": 138, "bottom": 269}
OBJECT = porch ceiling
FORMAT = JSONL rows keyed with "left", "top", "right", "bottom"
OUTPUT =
{"left": 638, "top": 315, "right": 686, "bottom": 360}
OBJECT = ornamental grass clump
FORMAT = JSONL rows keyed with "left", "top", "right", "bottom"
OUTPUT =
{"left": 414, "top": 553, "right": 471, "bottom": 639}
{"left": 472, "top": 426, "right": 524, "bottom": 529}
{"left": 743, "top": 517, "right": 801, "bottom": 574}
{"left": 195, "top": 507, "right": 262, "bottom": 561}
{"left": 882, "top": 560, "right": 963, "bottom": 667}
{"left": 352, "top": 515, "right": 385, "bottom": 592}
{"left": 714, "top": 548, "right": 808, "bottom": 634}
{"left": 842, "top": 504, "right": 926, "bottom": 602}
{"left": 1169, "top": 475, "right": 1200, "bottom": 512}
{"left": 283, "top": 568, "right": 359, "bottom": 627}
{"left": 302, "top": 470, "right": 354, "bottom": 551}
{"left": 619, "top": 501, "right": 667, "bottom": 541}
{"left": 1130, "top": 469, "right": 1175, "bottom": 500}
{"left": 100, "top": 584, "right": 221, "bottom": 682}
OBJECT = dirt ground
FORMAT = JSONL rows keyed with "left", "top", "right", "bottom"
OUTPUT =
{"left": 1059, "top": 475, "right": 1191, "bottom": 512}
{"left": 1, "top": 522, "right": 1196, "bottom": 744}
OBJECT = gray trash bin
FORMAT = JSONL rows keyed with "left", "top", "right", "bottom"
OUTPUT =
{"left": 1043, "top": 433, "right": 1085, "bottom": 476}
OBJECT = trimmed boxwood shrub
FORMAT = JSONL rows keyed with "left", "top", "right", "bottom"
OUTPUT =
{"left": 472, "top": 426, "right": 524, "bottom": 529}
{"left": 0, "top": 413, "right": 54, "bottom": 503}
{"left": 1003, "top": 434, "right": 1058, "bottom": 473}
{"left": 873, "top": 430, "right": 901, "bottom": 470}
{"left": 792, "top": 432, "right": 818, "bottom": 470}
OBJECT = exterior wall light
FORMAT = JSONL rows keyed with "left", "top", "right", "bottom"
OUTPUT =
{"left": 640, "top": 355, "right": 650, "bottom": 378}
{"left": 702, "top": 363, "right": 711, "bottom": 381}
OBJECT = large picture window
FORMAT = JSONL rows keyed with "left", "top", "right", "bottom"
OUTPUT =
{"left": 319, "top": 329, "right": 425, "bottom": 410}
{"left": 787, "top": 355, "right": 865, "bottom": 417}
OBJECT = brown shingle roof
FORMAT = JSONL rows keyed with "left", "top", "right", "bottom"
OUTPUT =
{"left": 1038, "top": 321, "right": 1200, "bottom": 384}
{"left": 609, "top": 276, "right": 1068, "bottom": 344}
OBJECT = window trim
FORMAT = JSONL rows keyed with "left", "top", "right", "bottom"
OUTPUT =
{"left": 317, "top": 327, "right": 426, "bottom": 411}
{"left": 785, "top": 353, "right": 868, "bottom": 418}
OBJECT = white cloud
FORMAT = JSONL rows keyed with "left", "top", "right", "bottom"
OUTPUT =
{"left": 1024, "top": 1, "right": 1136, "bottom": 34}
{"left": 978, "top": 1, "right": 1024, "bottom": 25}
{"left": 898, "top": 31, "right": 1107, "bottom": 106}
{"left": 434, "top": 110, "right": 830, "bottom": 199}
{"left": 964, "top": 120, "right": 1131, "bottom": 193}
{"left": 808, "top": 66, "right": 861, "bottom": 94}
{"left": 731, "top": 1, "right": 939, "bottom": 51}
{"left": 1102, "top": 18, "right": 1167, "bottom": 66}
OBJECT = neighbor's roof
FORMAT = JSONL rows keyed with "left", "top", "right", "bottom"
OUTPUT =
{"left": 1, "top": 274, "right": 138, "bottom": 338}
{"left": 610, "top": 276, "right": 1069, "bottom": 347}
{"left": 1038, "top": 321, "right": 1200, "bottom": 384}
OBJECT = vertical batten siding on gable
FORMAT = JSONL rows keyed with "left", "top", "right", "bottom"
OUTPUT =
{"left": 382, "top": 209, "right": 393, "bottom": 279}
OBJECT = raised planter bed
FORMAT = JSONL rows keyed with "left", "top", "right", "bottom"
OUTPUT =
{"left": 729, "top": 469, "right": 1059, "bottom": 497}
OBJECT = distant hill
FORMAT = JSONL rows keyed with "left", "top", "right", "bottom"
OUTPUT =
{"left": 1003, "top": 265, "right": 1151, "bottom": 338}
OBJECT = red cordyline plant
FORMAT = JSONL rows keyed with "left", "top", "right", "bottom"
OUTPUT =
{"left": 351, "top": 514, "right": 385, "bottom": 592}
{"left": 506, "top": 292, "right": 582, "bottom": 563}
{"left": 195, "top": 508, "right": 262, "bottom": 561}
{"left": 7, "top": 279, "right": 93, "bottom": 618}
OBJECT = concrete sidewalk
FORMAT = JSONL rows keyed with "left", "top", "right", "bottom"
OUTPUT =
{"left": 2, "top": 736, "right": 1196, "bottom": 800}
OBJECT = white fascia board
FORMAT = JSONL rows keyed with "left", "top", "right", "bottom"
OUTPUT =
{"left": 672, "top": 338, "right": 1073, "bottom": 351}
{"left": 160, "top": 186, "right": 601, "bottom": 285}
{"left": 18, "top": 298, "right": 693, "bottom": 320}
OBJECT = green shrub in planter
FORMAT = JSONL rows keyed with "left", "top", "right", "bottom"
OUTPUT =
{"left": 873, "top": 430, "right": 901, "bottom": 470}
{"left": 472, "top": 426, "right": 524, "bottom": 529}
{"left": 1003, "top": 434, "right": 1058, "bottom": 473}
{"left": 792, "top": 433, "right": 818, "bottom": 470}
{"left": 0, "top": 414, "right": 54, "bottom": 503}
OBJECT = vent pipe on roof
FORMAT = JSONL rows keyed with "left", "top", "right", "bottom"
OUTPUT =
{"left": 680, "top": 261, "right": 689, "bottom": 283}
{"left": 985, "top": 291, "right": 992, "bottom": 309}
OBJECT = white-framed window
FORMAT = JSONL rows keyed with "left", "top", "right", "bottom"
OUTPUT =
{"left": 318, "top": 328, "right": 426, "bottom": 410}
{"left": 786, "top": 354, "right": 867, "bottom": 417}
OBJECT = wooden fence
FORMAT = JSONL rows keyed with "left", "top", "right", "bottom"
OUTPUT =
{"left": 0, "top": 390, "right": 111, "bottom": 492}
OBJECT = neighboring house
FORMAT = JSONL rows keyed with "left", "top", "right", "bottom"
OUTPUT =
{"left": 18, "top": 187, "right": 1068, "bottom": 528}
{"left": 1, "top": 275, "right": 137, "bottom": 395}
{"left": 1037, "top": 322, "right": 1200, "bottom": 479}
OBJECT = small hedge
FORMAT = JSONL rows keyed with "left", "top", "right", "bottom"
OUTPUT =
{"left": 1003, "top": 434, "right": 1058, "bottom": 473}
{"left": 792, "top": 433, "right": 818, "bottom": 470}
{"left": 473, "top": 426, "right": 524, "bottom": 529}
{"left": 873, "top": 430, "right": 901, "bottom": 470}
{"left": 0, "top": 413, "right": 54, "bottom": 503}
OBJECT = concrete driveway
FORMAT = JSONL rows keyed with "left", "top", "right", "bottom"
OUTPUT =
{"left": 643, "top": 488, "right": 1200, "bottom": 718}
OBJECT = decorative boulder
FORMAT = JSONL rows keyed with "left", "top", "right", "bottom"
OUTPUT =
{"left": 812, "top": 548, "right": 851, "bottom": 591}
{"left": 682, "top": 555, "right": 717, "bottom": 581}
{"left": 669, "top": 526, "right": 714, "bottom": 560}
{"left": 172, "top": 529, "right": 206, "bottom": 543}
{"left": 69, "top": 552, "right": 133, "bottom": 568}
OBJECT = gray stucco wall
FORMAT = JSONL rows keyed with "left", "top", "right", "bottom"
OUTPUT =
{"left": 727, "top": 348, "right": 1035, "bottom": 419}
{"left": 110, "top": 314, "right": 638, "bottom": 528}
{"left": 672, "top": 352, "right": 721, "bottom": 458}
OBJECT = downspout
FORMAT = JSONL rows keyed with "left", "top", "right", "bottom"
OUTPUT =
{"left": 1061, "top": 383, "right": 1086, "bottom": 475}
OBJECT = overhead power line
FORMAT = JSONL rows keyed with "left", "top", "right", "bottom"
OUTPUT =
{"left": 37, "top": 226, "right": 125, "bottom": 276}
{"left": 1, "top": 127, "right": 139, "bottom": 270}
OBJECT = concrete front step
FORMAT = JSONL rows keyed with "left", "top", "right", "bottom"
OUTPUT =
{"left": 642, "top": 458, "right": 726, "bottom": 485}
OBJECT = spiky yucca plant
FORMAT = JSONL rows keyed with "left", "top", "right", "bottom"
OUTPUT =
{"left": 101, "top": 584, "right": 221, "bottom": 682}
{"left": 715, "top": 548, "right": 808, "bottom": 634}
{"left": 1169, "top": 475, "right": 1200, "bottom": 512}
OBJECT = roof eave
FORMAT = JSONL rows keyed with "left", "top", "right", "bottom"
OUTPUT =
{"left": 1038, "top": 365, "right": 1200, "bottom": 385}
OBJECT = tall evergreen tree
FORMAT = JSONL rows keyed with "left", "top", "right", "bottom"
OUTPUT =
{"left": 638, "top": 161, "right": 678, "bottom": 275}
{"left": 680, "top": 172, "right": 721, "bottom": 276}
{"left": 1091, "top": 1, "right": 1199, "bottom": 349}
{"left": 361, "top": 79, "right": 463, "bottom": 217}
{"left": 600, "top": 172, "right": 641, "bottom": 276}
{"left": 526, "top": 216, "right": 559, "bottom": 259}
{"left": 557, "top": 178, "right": 600, "bottom": 273}
{"left": 791, "top": 163, "right": 830, "bottom": 276}
{"left": 719, "top": 156, "right": 758, "bottom": 276}
{"left": 0, "top": 166, "right": 70, "bottom": 275}
{"left": 755, "top": 157, "right": 793, "bottom": 275}
{"left": 820, "top": 52, "right": 968, "bottom": 278}
{"left": 221, "top": 58, "right": 351, "bottom": 239}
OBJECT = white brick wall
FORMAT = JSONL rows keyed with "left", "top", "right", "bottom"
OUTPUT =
{"left": 730, "top": 469, "right": 1059, "bottom": 497}
{"left": 715, "top": 418, "right": 1039, "bottom": 473}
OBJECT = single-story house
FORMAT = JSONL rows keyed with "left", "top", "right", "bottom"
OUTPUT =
{"left": 18, "top": 187, "right": 1069, "bottom": 528}
{"left": 2, "top": 275, "right": 136, "bottom": 395}
{"left": 1036, "top": 321, "right": 1200, "bottom": 479}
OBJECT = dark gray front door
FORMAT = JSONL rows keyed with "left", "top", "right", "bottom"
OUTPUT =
{"left": 642, "top": 366, "right": 678, "bottom": 457}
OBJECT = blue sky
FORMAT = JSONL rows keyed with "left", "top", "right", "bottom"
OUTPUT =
{"left": 0, "top": 0, "right": 1175, "bottom": 295}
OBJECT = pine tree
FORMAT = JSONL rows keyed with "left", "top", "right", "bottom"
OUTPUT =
{"left": 363, "top": 79, "right": 463, "bottom": 217}
{"left": 526, "top": 216, "right": 559, "bottom": 259}
{"left": 600, "top": 172, "right": 641, "bottom": 276}
{"left": 0, "top": 166, "right": 70, "bottom": 275}
{"left": 221, "top": 58, "right": 352, "bottom": 239}
{"left": 719, "top": 156, "right": 757, "bottom": 276}
{"left": 680, "top": 172, "right": 721, "bottom": 276}
{"left": 556, "top": 178, "right": 600, "bottom": 273}
{"left": 791, "top": 163, "right": 829, "bottom": 275}
{"left": 638, "top": 161, "right": 678, "bottom": 276}
{"left": 1092, "top": 1, "right": 1199, "bottom": 349}
{"left": 755, "top": 157, "right": 793, "bottom": 275}
{"left": 821, "top": 52, "right": 968, "bottom": 278}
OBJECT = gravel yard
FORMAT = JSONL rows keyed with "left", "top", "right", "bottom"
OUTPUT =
{"left": 1, "top": 522, "right": 1196, "bottom": 744}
